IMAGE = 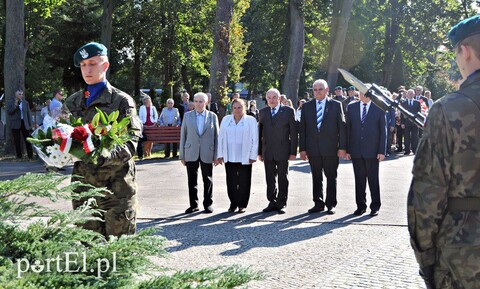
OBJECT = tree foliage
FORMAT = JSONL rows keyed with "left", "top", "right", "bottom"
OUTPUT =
{"left": 0, "top": 173, "right": 261, "bottom": 288}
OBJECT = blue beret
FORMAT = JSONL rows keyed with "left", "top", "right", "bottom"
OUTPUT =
{"left": 335, "top": 86, "right": 343, "bottom": 90}
{"left": 73, "top": 42, "right": 108, "bottom": 67}
{"left": 448, "top": 14, "right": 480, "bottom": 47}
{"left": 347, "top": 86, "right": 356, "bottom": 91}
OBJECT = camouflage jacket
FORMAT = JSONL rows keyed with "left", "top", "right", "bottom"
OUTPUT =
{"left": 64, "top": 82, "right": 142, "bottom": 167}
{"left": 407, "top": 70, "right": 480, "bottom": 287}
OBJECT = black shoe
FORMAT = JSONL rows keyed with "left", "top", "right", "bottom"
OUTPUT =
{"left": 395, "top": 149, "right": 403, "bottom": 153}
{"left": 404, "top": 151, "right": 411, "bottom": 155}
{"left": 262, "top": 203, "right": 277, "bottom": 213}
{"left": 185, "top": 207, "right": 199, "bottom": 214}
{"left": 353, "top": 208, "right": 366, "bottom": 216}
{"left": 228, "top": 205, "right": 237, "bottom": 213}
{"left": 238, "top": 207, "right": 246, "bottom": 213}
{"left": 204, "top": 206, "right": 213, "bottom": 213}
{"left": 370, "top": 210, "right": 379, "bottom": 217}
{"left": 327, "top": 207, "right": 336, "bottom": 215}
{"left": 277, "top": 208, "right": 286, "bottom": 214}
{"left": 308, "top": 205, "right": 325, "bottom": 213}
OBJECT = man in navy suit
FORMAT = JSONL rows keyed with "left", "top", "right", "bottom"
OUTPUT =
{"left": 346, "top": 89, "right": 387, "bottom": 216}
{"left": 6, "top": 89, "right": 34, "bottom": 159}
{"left": 258, "top": 88, "right": 298, "bottom": 214}
{"left": 299, "top": 79, "right": 347, "bottom": 214}
{"left": 400, "top": 89, "right": 421, "bottom": 155}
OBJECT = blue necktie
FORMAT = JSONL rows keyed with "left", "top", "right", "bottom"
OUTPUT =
{"left": 271, "top": 107, "right": 276, "bottom": 117}
{"left": 316, "top": 101, "right": 323, "bottom": 129}
{"left": 361, "top": 103, "right": 367, "bottom": 124}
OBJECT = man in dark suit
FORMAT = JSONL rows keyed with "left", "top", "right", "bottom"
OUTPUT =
{"left": 400, "top": 89, "right": 421, "bottom": 155}
{"left": 346, "top": 89, "right": 387, "bottom": 216}
{"left": 258, "top": 88, "right": 298, "bottom": 214}
{"left": 6, "top": 89, "right": 34, "bottom": 159}
{"left": 299, "top": 79, "right": 347, "bottom": 214}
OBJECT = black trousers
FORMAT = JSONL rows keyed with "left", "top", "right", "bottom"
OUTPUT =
{"left": 186, "top": 158, "right": 213, "bottom": 209}
{"left": 395, "top": 124, "right": 403, "bottom": 151}
{"left": 352, "top": 157, "right": 381, "bottom": 211}
{"left": 225, "top": 162, "right": 252, "bottom": 208}
{"left": 136, "top": 135, "right": 147, "bottom": 158}
{"left": 164, "top": 143, "right": 178, "bottom": 157}
{"left": 404, "top": 125, "right": 419, "bottom": 153}
{"left": 12, "top": 121, "right": 33, "bottom": 158}
{"left": 308, "top": 155, "right": 339, "bottom": 209}
{"left": 264, "top": 159, "right": 289, "bottom": 208}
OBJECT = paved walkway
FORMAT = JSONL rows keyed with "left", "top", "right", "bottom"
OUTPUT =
{"left": 1, "top": 153, "right": 425, "bottom": 288}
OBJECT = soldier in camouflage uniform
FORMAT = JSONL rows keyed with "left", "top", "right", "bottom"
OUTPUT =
{"left": 64, "top": 42, "right": 142, "bottom": 238}
{"left": 408, "top": 15, "right": 480, "bottom": 289}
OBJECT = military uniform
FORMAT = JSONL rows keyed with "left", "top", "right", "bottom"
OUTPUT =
{"left": 65, "top": 82, "right": 142, "bottom": 238}
{"left": 407, "top": 69, "right": 480, "bottom": 288}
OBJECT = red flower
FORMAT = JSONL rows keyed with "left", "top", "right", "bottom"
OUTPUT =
{"left": 84, "top": 91, "right": 90, "bottom": 98}
{"left": 71, "top": 126, "right": 89, "bottom": 141}
{"left": 51, "top": 128, "right": 63, "bottom": 141}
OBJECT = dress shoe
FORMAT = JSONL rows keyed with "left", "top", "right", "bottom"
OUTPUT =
{"left": 370, "top": 210, "right": 379, "bottom": 216}
{"left": 228, "top": 205, "right": 237, "bottom": 213}
{"left": 204, "top": 206, "right": 214, "bottom": 213}
{"left": 262, "top": 203, "right": 277, "bottom": 213}
{"left": 308, "top": 205, "right": 325, "bottom": 213}
{"left": 277, "top": 208, "right": 286, "bottom": 214}
{"left": 185, "top": 207, "right": 199, "bottom": 214}
{"left": 238, "top": 207, "right": 246, "bottom": 213}
{"left": 404, "top": 151, "right": 411, "bottom": 156}
{"left": 353, "top": 208, "right": 366, "bottom": 216}
{"left": 327, "top": 207, "right": 336, "bottom": 215}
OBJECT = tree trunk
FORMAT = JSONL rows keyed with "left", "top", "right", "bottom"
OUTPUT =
{"left": 133, "top": 35, "right": 141, "bottom": 100}
{"left": 4, "top": 0, "right": 25, "bottom": 155}
{"left": 281, "top": 0, "right": 304, "bottom": 108}
{"left": 101, "top": 0, "right": 114, "bottom": 79}
{"left": 208, "top": 0, "right": 233, "bottom": 118}
{"left": 381, "top": 0, "right": 400, "bottom": 88}
{"left": 180, "top": 65, "right": 192, "bottom": 96}
{"left": 326, "top": 0, "right": 354, "bottom": 90}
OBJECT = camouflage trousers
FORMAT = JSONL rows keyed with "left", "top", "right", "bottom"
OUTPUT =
{"left": 432, "top": 246, "right": 480, "bottom": 289}
{"left": 71, "top": 159, "right": 138, "bottom": 238}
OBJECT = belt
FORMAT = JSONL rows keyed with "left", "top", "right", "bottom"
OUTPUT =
{"left": 447, "top": 197, "right": 480, "bottom": 212}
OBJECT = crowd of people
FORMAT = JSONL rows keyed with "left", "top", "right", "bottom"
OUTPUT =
{"left": 3, "top": 14, "right": 479, "bottom": 287}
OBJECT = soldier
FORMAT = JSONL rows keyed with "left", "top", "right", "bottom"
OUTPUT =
{"left": 408, "top": 15, "right": 480, "bottom": 289}
{"left": 64, "top": 42, "right": 142, "bottom": 238}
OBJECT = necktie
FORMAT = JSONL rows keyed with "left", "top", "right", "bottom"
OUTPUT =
{"left": 410, "top": 100, "right": 413, "bottom": 107}
{"left": 316, "top": 101, "right": 323, "bottom": 129}
{"left": 361, "top": 103, "right": 367, "bottom": 124}
{"left": 271, "top": 107, "right": 276, "bottom": 117}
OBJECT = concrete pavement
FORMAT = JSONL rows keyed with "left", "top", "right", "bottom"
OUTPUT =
{"left": 0, "top": 153, "right": 425, "bottom": 288}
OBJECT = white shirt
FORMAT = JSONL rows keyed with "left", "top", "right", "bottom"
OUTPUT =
{"left": 360, "top": 100, "right": 371, "bottom": 122}
{"left": 217, "top": 114, "right": 258, "bottom": 165}
{"left": 196, "top": 110, "right": 205, "bottom": 134}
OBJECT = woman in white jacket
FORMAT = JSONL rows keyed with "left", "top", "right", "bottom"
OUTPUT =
{"left": 138, "top": 96, "right": 158, "bottom": 158}
{"left": 217, "top": 98, "right": 258, "bottom": 213}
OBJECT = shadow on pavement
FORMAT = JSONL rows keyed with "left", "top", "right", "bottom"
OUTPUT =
{"left": 138, "top": 211, "right": 368, "bottom": 256}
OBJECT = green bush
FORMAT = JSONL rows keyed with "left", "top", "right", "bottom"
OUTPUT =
{"left": 0, "top": 173, "right": 261, "bottom": 288}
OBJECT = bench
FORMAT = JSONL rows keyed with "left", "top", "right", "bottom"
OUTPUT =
{"left": 143, "top": 126, "right": 181, "bottom": 144}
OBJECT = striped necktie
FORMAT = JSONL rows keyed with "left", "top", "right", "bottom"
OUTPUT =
{"left": 316, "top": 101, "right": 323, "bottom": 129}
{"left": 271, "top": 107, "right": 276, "bottom": 117}
{"left": 361, "top": 103, "right": 367, "bottom": 124}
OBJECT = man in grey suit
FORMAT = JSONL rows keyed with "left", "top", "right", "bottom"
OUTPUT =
{"left": 258, "top": 88, "right": 298, "bottom": 214}
{"left": 7, "top": 89, "right": 34, "bottom": 159}
{"left": 299, "top": 79, "right": 347, "bottom": 214}
{"left": 180, "top": 92, "right": 219, "bottom": 214}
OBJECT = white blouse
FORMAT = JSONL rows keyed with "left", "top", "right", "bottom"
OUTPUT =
{"left": 218, "top": 114, "right": 258, "bottom": 165}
